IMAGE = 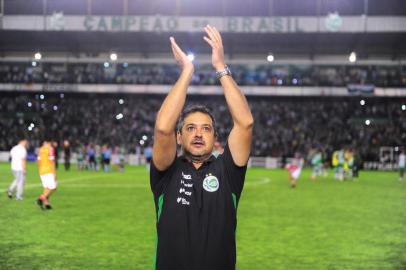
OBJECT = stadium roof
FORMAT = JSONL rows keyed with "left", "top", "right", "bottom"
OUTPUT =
{"left": 1, "top": 0, "right": 406, "bottom": 60}
{"left": 3, "top": 0, "right": 406, "bottom": 16}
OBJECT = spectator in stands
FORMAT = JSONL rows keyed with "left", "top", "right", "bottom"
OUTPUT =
{"left": 63, "top": 140, "right": 71, "bottom": 171}
{"left": 0, "top": 92, "right": 404, "bottom": 163}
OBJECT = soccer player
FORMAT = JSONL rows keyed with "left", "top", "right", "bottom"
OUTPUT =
{"left": 77, "top": 145, "right": 85, "bottom": 171}
{"left": 144, "top": 144, "right": 153, "bottom": 171}
{"left": 310, "top": 149, "right": 323, "bottom": 181}
{"left": 212, "top": 141, "right": 224, "bottom": 158}
{"left": 344, "top": 148, "right": 355, "bottom": 179}
{"left": 352, "top": 149, "right": 361, "bottom": 178}
{"left": 37, "top": 138, "right": 57, "bottom": 210}
{"left": 332, "top": 149, "right": 345, "bottom": 181}
{"left": 150, "top": 25, "right": 253, "bottom": 270}
{"left": 7, "top": 138, "right": 28, "bottom": 200}
{"left": 101, "top": 144, "right": 111, "bottom": 172}
{"left": 337, "top": 149, "right": 345, "bottom": 181}
{"left": 286, "top": 153, "right": 304, "bottom": 188}
{"left": 52, "top": 141, "right": 59, "bottom": 170}
{"left": 87, "top": 144, "right": 96, "bottom": 170}
{"left": 118, "top": 146, "right": 126, "bottom": 172}
{"left": 332, "top": 150, "right": 339, "bottom": 179}
{"left": 111, "top": 146, "right": 123, "bottom": 172}
{"left": 399, "top": 148, "right": 405, "bottom": 182}
{"left": 63, "top": 140, "right": 71, "bottom": 171}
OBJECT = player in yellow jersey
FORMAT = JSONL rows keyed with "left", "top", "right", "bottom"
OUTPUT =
{"left": 344, "top": 148, "right": 354, "bottom": 179}
{"left": 36, "top": 138, "right": 57, "bottom": 210}
{"left": 332, "top": 150, "right": 339, "bottom": 180}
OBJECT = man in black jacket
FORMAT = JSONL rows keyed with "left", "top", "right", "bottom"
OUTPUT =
{"left": 150, "top": 25, "right": 253, "bottom": 270}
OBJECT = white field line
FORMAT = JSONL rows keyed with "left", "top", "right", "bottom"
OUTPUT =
{"left": 1, "top": 171, "right": 147, "bottom": 191}
{"left": 61, "top": 183, "right": 148, "bottom": 189}
{"left": 1, "top": 173, "right": 270, "bottom": 190}
{"left": 41, "top": 177, "right": 271, "bottom": 189}
{"left": 0, "top": 175, "right": 110, "bottom": 191}
{"left": 245, "top": 177, "right": 271, "bottom": 186}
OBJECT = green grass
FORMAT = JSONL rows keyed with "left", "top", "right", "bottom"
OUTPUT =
{"left": 1, "top": 163, "right": 405, "bottom": 269}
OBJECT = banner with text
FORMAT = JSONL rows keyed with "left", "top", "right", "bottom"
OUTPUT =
{"left": 2, "top": 15, "right": 406, "bottom": 33}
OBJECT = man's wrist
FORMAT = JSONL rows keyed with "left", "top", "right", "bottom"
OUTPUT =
{"left": 182, "top": 64, "right": 194, "bottom": 74}
{"left": 215, "top": 64, "right": 227, "bottom": 72}
{"left": 216, "top": 65, "right": 232, "bottom": 79}
{"left": 180, "top": 66, "right": 194, "bottom": 79}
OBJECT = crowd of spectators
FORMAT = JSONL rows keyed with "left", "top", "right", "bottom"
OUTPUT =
{"left": 1, "top": 62, "right": 406, "bottom": 87}
{"left": 0, "top": 92, "right": 405, "bottom": 162}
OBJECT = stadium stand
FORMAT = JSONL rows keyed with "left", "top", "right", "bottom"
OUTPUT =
{"left": 0, "top": 62, "right": 405, "bottom": 87}
{"left": 1, "top": 0, "right": 405, "bottom": 166}
{"left": 0, "top": 92, "right": 404, "bottom": 162}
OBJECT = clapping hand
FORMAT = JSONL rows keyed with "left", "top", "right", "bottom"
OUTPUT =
{"left": 170, "top": 37, "right": 194, "bottom": 72}
{"left": 203, "top": 25, "right": 226, "bottom": 71}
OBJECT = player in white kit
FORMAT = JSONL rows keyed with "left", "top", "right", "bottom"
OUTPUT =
{"left": 7, "top": 139, "right": 28, "bottom": 200}
{"left": 399, "top": 148, "right": 405, "bottom": 182}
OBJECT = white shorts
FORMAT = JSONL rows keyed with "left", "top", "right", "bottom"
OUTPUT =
{"left": 40, "top": 173, "right": 57, "bottom": 189}
{"left": 291, "top": 169, "right": 301, "bottom": 180}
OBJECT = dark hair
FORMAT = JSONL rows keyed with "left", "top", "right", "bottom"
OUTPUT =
{"left": 177, "top": 104, "right": 217, "bottom": 136}
{"left": 41, "top": 135, "right": 53, "bottom": 143}
{"left": 16, "top": 132, "right": 27, "bottom": 142}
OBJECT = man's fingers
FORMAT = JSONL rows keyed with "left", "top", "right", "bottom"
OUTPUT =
{"left": 170, "top": 42, "right": 179, "bottom": 58}
{"left": 170, "top": 37, "right": 180, "bottom": 52}
{"left": 171, "top": 45, "right": 179, "bottom": 59}
{"left": 170, "top": 37, "right": 177, "bottom": 56}
{"left": 205, "top": 25, "right": 218, "bottom": 40}
{"left": 203, "top": 36, "right": 215, "bottom": 48}
{"left": 204, "top": 25, "right": 219, "bottom": 45}
{"left": 212, "top": 26, "right": 223, "bottom": 44}
{"left": 170, "top": 36, "right": 185, "bottom": 56}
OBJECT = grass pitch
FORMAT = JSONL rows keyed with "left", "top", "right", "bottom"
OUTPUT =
{"left": 1, "top": 163, "right": 405, "bottom": 269}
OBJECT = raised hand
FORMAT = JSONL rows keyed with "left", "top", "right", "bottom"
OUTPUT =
{"left": 170, "top": 37, "right": 194, "bottom": 72}
{"left": 203, "top": 25, "right": 226, "bottom": 71}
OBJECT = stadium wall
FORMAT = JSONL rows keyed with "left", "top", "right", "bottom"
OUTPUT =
{"left": 0, "top": 152, "right": 400, "bottom": 171}
{"left": 0, "top": 151, "right": 144, "bottom": 165}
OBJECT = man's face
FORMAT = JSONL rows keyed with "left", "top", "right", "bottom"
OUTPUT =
{"left": 177, "top": 112, "right": 215, "bottom": 158}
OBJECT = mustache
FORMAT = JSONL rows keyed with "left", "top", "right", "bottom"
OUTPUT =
{"left": 191, "top": 138, "right": 205, "bottom": 144}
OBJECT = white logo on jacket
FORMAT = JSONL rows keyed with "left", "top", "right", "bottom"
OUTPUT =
{"left": 182, "top": 172, "right": 192, "bottom": 180}
{"left": 203, "top": 174, "right": 219, "bottom": 192}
